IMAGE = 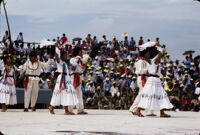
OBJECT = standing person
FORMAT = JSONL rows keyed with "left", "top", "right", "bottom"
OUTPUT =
{"left": 19, "top": 51, "right": 53, "bottom": 112}
{"left": 49, "top": 46, "right": 78, "bottom": 115}
{"left": 138, "top": 36, "right": 144, "bottom": 46}
{"left": 61, "top": 33, "right": 68, "bottom": 44}
{"left": 69, "top": 46, "right": 90, "bottom": 114}
{"left": 16, "top": 32, "right": 24, "bottom": 43}
{"left": 2, "top": 31, "right": 10, "bottom": 44}
{"left": 129, "top": 43, "right": 156, "bottom": 117}
{"left": 0, "top": 54, "right": 18, "bottom": 112}
{"left": 138, "top": 46, "right": 173, "bottom": 117}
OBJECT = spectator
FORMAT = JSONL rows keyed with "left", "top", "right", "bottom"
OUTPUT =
{"left": 138, "top": 36, "right": 143, "bottom": 46}
{"left": 61, "top": 33, "right": 67, "bottom": 44}
{"left": 16, "top": 32, "right": 23, "bottom": 43}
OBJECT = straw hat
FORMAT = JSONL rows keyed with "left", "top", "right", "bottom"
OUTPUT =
{"left": 105, "top": 77, "right": 109, "bottom": 81}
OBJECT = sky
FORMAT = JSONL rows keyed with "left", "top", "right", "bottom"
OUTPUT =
{"left": 0, "top": 0, "right": 200, "bottom": 61}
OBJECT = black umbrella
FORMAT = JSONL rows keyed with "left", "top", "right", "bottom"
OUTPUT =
{"left": 72, "top": 37, "right": 82, "bottom": 41}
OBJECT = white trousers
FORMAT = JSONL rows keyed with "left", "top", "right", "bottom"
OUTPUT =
{"left": 24, "top": 80, "right": 39, "bottom": 108}
{"left": 129, "top": 81, "right": 154, "bottom": 115}
{"left": 68, "top": 75, "right": 84, "bottom": 113}
{"left": 68, "top": 85, "right": 84, "bottom": 113}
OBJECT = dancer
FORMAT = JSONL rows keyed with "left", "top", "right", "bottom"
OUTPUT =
{"left": 138, "top": 46, "right": 173, "bottom": 117}
{"left": 19, "top": 51, "right": 53, "bottom": 112}
{"left": 0, "top": 54, "right": 18, "bottom": 112}
{"left": 69, "top": 46, "right": 90, "bottom": 114}
{"left": 129, "top": 42, "right": 156, "bottom": 117}
{"left": 49, "top": 45, "right": 78, "bottom": 115}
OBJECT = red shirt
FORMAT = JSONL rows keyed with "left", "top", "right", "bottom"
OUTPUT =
{"left": 61, "top": 36, "right": 67, "bottom": 44}
{"left": 138, "top": 40, "right": 143, "bottom": 46}
{"left": 182, "top": 100, "right": 190, "bottom": 105}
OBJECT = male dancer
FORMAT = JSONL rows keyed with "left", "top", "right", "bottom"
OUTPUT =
{"left": 20, "top": 51, "right": 53, "bottom": 112}
{"left": 69, "top": 46, "right": 90, "bottom": 114}
{"left": 129, "top": 43, "right": 156, "bottom": 117}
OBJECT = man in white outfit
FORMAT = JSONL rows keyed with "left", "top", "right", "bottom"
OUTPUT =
{"left": 69, "top": 46, "right": 90, "bottom": 114}
{"left": 20, "top": 51, "right": 53, "bottom": 112}
{"left": 129, "top": 42, "right": 156, "bottom": 117}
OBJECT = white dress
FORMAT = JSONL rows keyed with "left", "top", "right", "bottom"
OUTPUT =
{"left": 50, "top": 61, "right": 78, "bottom": 106}
{"left": 138, "top": 56, "right": 173, "bottom": 111}
{"left": 0, "top": 63, "right": 17, "bottom": 105}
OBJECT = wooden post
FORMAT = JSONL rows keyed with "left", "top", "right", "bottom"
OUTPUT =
{"left": 2, "top": 0, "right": 12, "bottom": 43}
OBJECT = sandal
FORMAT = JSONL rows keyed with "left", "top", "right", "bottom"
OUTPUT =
{"left": 49, "top": 106, "right": 55, "bottom": 115}
{"left": 77, "top": 111, "right": 88, "bottom": 115}
{"left": 31, "top": 107, "right": 36, "bottom": 112}
{"left": 24, "top": 108, "right": 29, "bottom": 112}
{"left": 160, "top": 113, "right": 171, "bottom": 118}
{"left": 64, "top": 111, "right": 75, "bottom": 115}
{"left": 146, "top": 114, "right": 157, "bottom": 117}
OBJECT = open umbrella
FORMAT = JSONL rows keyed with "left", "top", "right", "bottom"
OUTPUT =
{"left": 62, "top": 41, "right": 72, "bottom": 46}
{"left": 139, "top": 42, "right": 156, "bottom": 51}
{"left": 182, "top": 50, "right": 195, "bottom": 55}
{"left": 122, "top": 33, "right": 128, "bottom": 37}
{"left": 72, "top": 37, "right": 82, "bottom": 41}
{"left": 59, "top": 41, "right": 72, "bottom": 50}
{"left": 40, "top": 39, "right": 56, "bottom": 47}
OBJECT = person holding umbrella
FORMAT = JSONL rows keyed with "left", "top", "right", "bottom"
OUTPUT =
{"left": 129, "top": 42, "right": 157, "bottom": 117}
{"left": 138, "top": 45, "right": 173, "bottom": 117}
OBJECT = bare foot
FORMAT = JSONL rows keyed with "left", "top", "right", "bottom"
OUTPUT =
{"left": 1, "top": 109, "right": 7, "bottom": 112}
{"left": 48, "top": 106, "right": 55, "bottom": 115}
{"left": 134, "top": 111, "right": 144, "bottom": 117}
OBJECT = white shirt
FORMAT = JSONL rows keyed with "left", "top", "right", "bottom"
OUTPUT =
{"left": 110, "top": 86, "right": 119, "bottom": 97}
{"left": 134, "top": 59, "right": 149, "bottom": 85}
{"left": 130, "top": 81, "right": 137, "bottom": 92}
{"left": 20, "top": 59, "right": 53, "bottom": 81}
{"left": 39, "top": 79, "right": 49, "bottom": 89}
{"left": 0, "top": 44, "right": 5, "bottom": 54}
{"left": 70, "top": 55, "right": 89, "bottom": 74}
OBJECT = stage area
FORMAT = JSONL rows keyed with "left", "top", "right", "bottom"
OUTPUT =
{"left": 0, "top": 109, "right": 199, "bottom": 135}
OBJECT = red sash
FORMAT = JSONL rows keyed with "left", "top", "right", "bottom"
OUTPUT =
{"left": 73, "top": 73, "right": 81, "bottom": 89}
{"left": 141, "top": 75, "right": 146, "bottom": 87}
{"left": 24, "top": 76, "right": 29, "bottom": 91}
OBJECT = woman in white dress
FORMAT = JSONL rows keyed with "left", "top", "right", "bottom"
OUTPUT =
{"left": 138, "top": 46, "right": 173, "bottom": 117}
{"left": 0, "top": 54, "right": 17, "bottom": 112}
{"left": 49, "top": 45, "right": 78, "bottom": 115}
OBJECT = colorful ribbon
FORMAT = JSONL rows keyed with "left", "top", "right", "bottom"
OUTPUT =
{"left": 59, "top": 63, "right": 68, "bottom": 90}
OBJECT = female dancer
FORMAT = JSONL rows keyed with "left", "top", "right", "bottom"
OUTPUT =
{"left": 49, "top": 45, "right": 78, "bottom": 115}
{"left": 0, "top": 54, "right": 18, "bottom": 112}
{"left": 138, "top": 46, "right": 173, "bottom": 117}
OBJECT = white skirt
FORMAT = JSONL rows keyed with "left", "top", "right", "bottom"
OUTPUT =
{"left": 50, "top": 80, "right": 78, "bottom": 107}
{"left": 138, "top": 77, "right": 173, "bottom": 111}
{"left": 0, "top": 82, "right": 17, "bottom": 105}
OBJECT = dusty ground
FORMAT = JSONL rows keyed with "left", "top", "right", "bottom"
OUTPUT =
{"left": 0, "top": 109, "right": 199, "bottom": 135}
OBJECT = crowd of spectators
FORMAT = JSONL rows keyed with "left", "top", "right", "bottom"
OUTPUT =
{"left": 0, "top": 31, "right": 200, "bottom": 111}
